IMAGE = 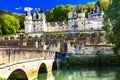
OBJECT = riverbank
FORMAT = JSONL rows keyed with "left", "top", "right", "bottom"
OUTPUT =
{"left": 67, "top": 54, "right": 120, "bottom": 66}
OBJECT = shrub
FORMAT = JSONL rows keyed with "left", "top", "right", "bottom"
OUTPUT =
{"left": 34, "top": 35, "right": 38, "bottom": 39}
{"left": 53, "top": 33, "right": 58, "bottom": 38}
{"left": 59, "top": 32, "right": 65, "bottom": 38}
{"left": 17, "top": 36, "right": 20, "bottom": 40}
{"left": 28, "top": 36, "right": 33, "bottom": 39}
{"left": 22, "top": 35, "right": 27, "bottom": 39}
{"left": 10, "top": 36, "right": 14, "bottom": 40}
{"left": 67, "top": 54, "right": 120, "bottom": 66}
{"left": 4, "top": 36, "right": 8, "bottom": 40}
{"left": 46, "top": 33, "right": 50, "bottom": 38}
{"left": 41, "top": 34, "right": 44, "bottom": 38}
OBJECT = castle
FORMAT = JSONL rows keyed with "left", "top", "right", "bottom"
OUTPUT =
{"left": 24, "top": 4, "right": 104, "bottom": 33}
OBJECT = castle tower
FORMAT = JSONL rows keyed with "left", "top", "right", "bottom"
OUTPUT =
{"left": 24, "top": 8, "right": 47, "bottom": 33}
{"left": 87, "top": 4, "right": 104, "bottom": 30}
{"left": 88, "top": 4, "right": 104, "bottom": 19}
{"left": 33, "top": 8, "right": 47, "bottom": 32}
{"left": 68, "top": 10, "right": 74, "bottom": 20}
{"left": 24, "top": 7, "right": 33, "bottom": 33}
{"left": 78, "top": 8, "right": 85, "bottom": 18}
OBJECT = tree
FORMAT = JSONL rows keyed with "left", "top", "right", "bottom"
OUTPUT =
{"left": 45, "top": 4, "right": 75, "bottom": 22}
{"left": 103, "top": 0, "right": 120, "bottom": 55}
{"left": 53, "top": 5, "right": 68, "bottom": 21}
{"left": 97, "top": 0, "right": 111, "bottom": 11}
{"left": 0, "top": 25, "right": 2, "bottom": 35}
{"left": 11, "top": 13, "right": 25, "bottom": 30}
{"left": 0, "top": 9, "right": 11, "bottom": 15}
{"left": 0, "top": 14, "right": 20, "bottom": 35}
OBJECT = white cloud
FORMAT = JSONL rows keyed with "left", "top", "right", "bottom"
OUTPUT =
{"left": 24, "top": 7, "right": 33, "bottom": 11}
{"left": 15, "top": 7, "right": 22, "bottom": 10}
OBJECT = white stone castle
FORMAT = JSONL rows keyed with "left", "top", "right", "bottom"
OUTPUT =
{"left": 24, "top": 4, "right": 104, "bottom": 33}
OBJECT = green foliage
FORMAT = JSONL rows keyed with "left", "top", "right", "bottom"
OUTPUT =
{"left": 34, "top": 35, "right": 38, "bottom": 39}
{"left": 4, "top": 36, "right": 8, "bottom": 40}
{"left": 28, "top": 36, "right": 33, "bottom": 39}
{"left": 0, "top": 9, "right": 10, "bottom": 15}
{"left": 45, "top": 4, "right": 75, "bottom": 22}
{"left": 76, "top": 34, "right": 81, "bottom": 38}
{"left": 22, "top": 35, "right": 27, "bottom": 39}
{"left": 59, "top": 32, "right": 65, "bottom": 38}
{"left": 95, "top": 32, "right": 100, "bottom": 37}
{"left": 67, "top": 55, "right": 120, "bottom": 66}
{"left": 81, "top": 32, "right": 86, "bottom": 37}
{"left": 97, "top": 0, "right": 111, "bottom": 11}
{"left": 0, "top": 25, "right": 2, "bottom": 35}
{"left": 0, "top": 14, "right": 20, "bottom": 35}
{"left": 0, "top": 78, "right": 7, "bottom": 80}
{"left": 46, "top": 33, "right": 51, "bottom": 38}
{"left": 10, "top": 36, "right": 14, "bottom": 40}
{"left": 41, "top": 34, "right": 44, "bottom": 38}
{"left": 11, "top": 13, "right": 25, "bottom": 30}
{"left": 103, "top": 0, "right": 120, "bottom": 55}
{"left": 87, "top": 33, "right": 92, "bottom": 37}
{"left": 17, "top": 36, "right": 20, "bottom": 40}
{"left": 53, "top": 33, "right": 58, "bottom": 38}
{"left": 101, "top": 32, "right": 106, "bottom": 36}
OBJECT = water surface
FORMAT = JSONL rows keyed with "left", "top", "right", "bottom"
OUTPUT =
{"left": 37, "top": 66, "right": 120, "bottom": 80}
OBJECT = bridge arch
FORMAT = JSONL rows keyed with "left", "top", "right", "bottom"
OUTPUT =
{"left": 38, "top": 63, "right": 47, "bottom": 73}
{"left": 8, "top": 69, "right": 28, "bottom": 80}
{"left": 37, "top": 63, "right": 47, "bottom": 80}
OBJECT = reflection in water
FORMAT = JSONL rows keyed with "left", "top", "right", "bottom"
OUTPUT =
{"left": 37, "top": 71, "right": 54, "bottom": 80}
{"left": 38, "top": 66, "right": 120, "bottom": 80}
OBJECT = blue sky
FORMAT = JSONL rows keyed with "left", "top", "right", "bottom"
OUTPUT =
{"left": 0, "top": 0, "right": 97, "bottom": 13}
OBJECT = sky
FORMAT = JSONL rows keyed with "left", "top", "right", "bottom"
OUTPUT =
{"left": 0, "top": 0, "right": 97, "bottom": 13}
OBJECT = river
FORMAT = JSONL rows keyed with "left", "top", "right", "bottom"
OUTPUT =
{"left": 37, "top": 66, "right": 120, "bottom": 80}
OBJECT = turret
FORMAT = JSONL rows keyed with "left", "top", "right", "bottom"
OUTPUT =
{"left": 78, "top": 8, "right": 85, "bottom": 18}
{"left": 88, "top": 9, "right": 92, "bottom": 19}
{"left": 32, "top": 8, "right": 45, "bottom": 21}
{"left": 24, "top": 7, "right": 32, "bottom": 21}
{"left": 24, "top": 7, "right": 33, "bottom": 33}
{"left": 68, "top": 10, "right": 73, "bottom": 20}
{"left": 88, "top": 4, "right": 104, "bottom": 18}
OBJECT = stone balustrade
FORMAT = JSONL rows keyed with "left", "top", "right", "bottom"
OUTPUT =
{"left": 0, "top": 48, "right": 55, "bottom": 68}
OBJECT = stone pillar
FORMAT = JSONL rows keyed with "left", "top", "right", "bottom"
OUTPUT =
{"left": 57, "top": 42, "right": 60, "bottom": 52}
{"left": 100, "top": 36, "right": 106, "bottom": 44}
{"left": 41, "top": 40, "right": 46, "bottom": 50}
{"left": 18, "top": 40, "right": 27, "bottom": 46}
{"left": 86, "top": 37, "right": 90, "bottom": 45}
{"left": 35, "top": 41, "right": 38, "bottom": 48}
{"left": 67, "top": 40, "right": 71, "bottom": 53}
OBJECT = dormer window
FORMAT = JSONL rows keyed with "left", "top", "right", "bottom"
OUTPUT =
{"left": 72, "top": 22, "right": 78, "bottom": 27}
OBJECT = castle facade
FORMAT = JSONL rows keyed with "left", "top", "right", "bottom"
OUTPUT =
{"left": 24, "top": 4, "right": 104, "bottom": 33}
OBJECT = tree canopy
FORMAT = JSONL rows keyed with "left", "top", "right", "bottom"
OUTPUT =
{"left": 45, "top": 1, "right": 109, "bottom": 22}
{"left": 103, "top": 0, "right": 120, "bottom": 55}
{"left": 0, "top": 14, "right": 20, "bottom": 35}
{"left": 97, "top": 0, "right": 111, "bottom": 11}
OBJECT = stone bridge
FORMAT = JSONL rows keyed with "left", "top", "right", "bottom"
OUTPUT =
{"left": 0, "top": 48, "right": 55, "bottom": 80}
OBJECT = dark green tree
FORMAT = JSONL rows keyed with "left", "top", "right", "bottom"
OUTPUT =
{"left": 103, "top": 0, "right": 120, "bottom": 55}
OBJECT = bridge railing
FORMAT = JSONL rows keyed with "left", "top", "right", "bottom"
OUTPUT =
{"left": 0, "top": 48, "right": 55, "bottom": 68}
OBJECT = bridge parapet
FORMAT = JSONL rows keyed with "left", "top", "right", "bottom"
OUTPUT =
{"left": 0, "top": 48, "right": 55, "bottom": 68}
